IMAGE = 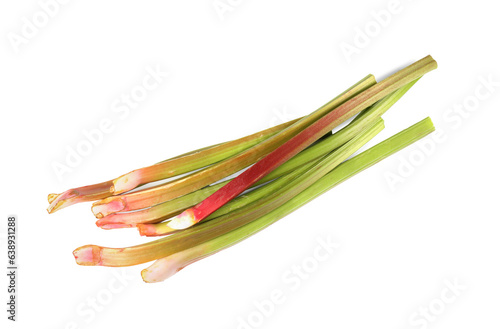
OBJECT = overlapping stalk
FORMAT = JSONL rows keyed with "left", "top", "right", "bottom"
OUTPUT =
{"left": 141, "top": 117, "right": 435, "bottom": 282}
{"left": 138, "top": 119, "right": 384, "bottom": 237}
{"left": 90, "top": 75, "right": 376, "bottom": 218}
{"left": 47, "top": 119, "right": 302, "bottom": 213}
{"left": 73, "top": 119, "right": 385, "bottom": 266}
{"left": 96, "top": 78, "right": 419, "bottom": 229}
{"left": 46, "top": 55, "right": 439, "bottom": 283}
{"left": 162, "top": 56, "right": 437, "bottom": 232}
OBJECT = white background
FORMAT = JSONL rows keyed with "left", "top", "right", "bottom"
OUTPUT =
{"left": 1, "top": 1, "right": 499, "bottom": 328}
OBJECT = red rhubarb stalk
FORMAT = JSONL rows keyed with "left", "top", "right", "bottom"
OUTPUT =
{"left": 46, "top": 119, "right": 302, "bottom": 213}
{"left": 90, "top": 75, "right": 376, "bottom": 217}
{"left": 166, "top": 55, "right": 438, "bottom": 231}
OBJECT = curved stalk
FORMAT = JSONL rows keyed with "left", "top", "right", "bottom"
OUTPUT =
{"left": 47, "top": 119, "right": 301, "bottom": 213}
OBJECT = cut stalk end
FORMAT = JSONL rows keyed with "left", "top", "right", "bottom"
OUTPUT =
{"left": 137, "top": 223, "right": 176, "bottom": 237}
{"left": 141, "top": 258, "right": 180, "bottom": 283}
{"left": 47, "top": 181, "right": 115, "bottom": 214}
{"left": 73, "top": 245, "right": 102, "bottom": 266}
{"left": 166, "top": 209, "right": 197, "bottom": 230}
{"left": 92, "top": 198, "right": 126, "bottom": 218}
{"left": 141, "top": 250, "right": 204, "bottom": 283}
{"left": 47, "top": 193, "right": 58, "bottom": 203}
{"left": 46, "top": 190, "right": 78, "bottom": 213}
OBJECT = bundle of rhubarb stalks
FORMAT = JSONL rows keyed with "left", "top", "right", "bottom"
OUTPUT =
{"left": 48, "top": 55, "right": 437, "bottom": 283}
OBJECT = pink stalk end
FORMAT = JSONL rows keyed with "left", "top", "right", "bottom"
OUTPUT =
{"left": 95, "top": 213, "right": 135, "bottom": 229}
{"left": 92, "top": 199, "right": 126, "bottom": 218}
{"left": 47, "top": 181, "right": 114, "bottom": 214}
{"left": 141, "top": 257, "right": 181, "bottom": 283}
{"left": 163, "top": 209, "right": 196, "bottom": 231}
{"left": 73, "top": 245, "right": 102, "bottom": 266}
{"left": 141, "top": 250, "right": 206, "bottom": 283}
{"left": 94, "top": 208, "right": 165, "bottom": 228}
{"left": 48, "top": 193, "right": 58, "bottom": 203}
{"left": 136, "top": 223, "right": 176, "bottom": 237}
{"left": 46, "top": 190, "right": 79, "bottom": 213}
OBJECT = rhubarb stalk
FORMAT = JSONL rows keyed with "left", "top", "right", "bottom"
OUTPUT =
{"left": 73, "top": 119, "right": 384, "bottom": 266}
{"left": 164, "top": 55, "right": 437, "bottom": 231}
{"left": 97, "top": 78, "right": 419, "bottom": 229}
{"left": 46, "top": 119, "right": 302, "bottom": 213}
{"left": 141, "top": 117, "right": 436, "bottom": 282}
{"left": 90, "top": 75, "right": 377, "bottom": 218}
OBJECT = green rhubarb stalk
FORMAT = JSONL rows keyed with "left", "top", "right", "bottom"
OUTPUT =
{"left": 46, "top": 118, "right": 302, "bottom": 213}
{"left": 141, "top": 117, "right": 435, "bottom": 282}
{"left": 136, "top": 132, "right": 349, "bottom": 236}
{"left": 160, "top": 56, "right": 437, "bottom": 233}
{"left": 90, "top": 75, "right": 377, "bottom": 218}
{"left": 138, "top": 120, "right": 384, "bottom": 236}
{"left": 73, "top": 119, "right": 384, "bottom": 266}
{"left": 95, "top": 113, "right": 379, "bottom": 228}
{"left": 133, "top": 77, "right": 418, "bottom": 231}
{"left": 96, "top": 116, "right": 376, "bottom": 228}
{"left": 96, "top": 78, "right": 419, "bottom": 228}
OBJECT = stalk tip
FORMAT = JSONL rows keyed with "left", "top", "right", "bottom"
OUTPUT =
{"left": 96, "top": 215, "right": 133, "bottom": 229}
{"left": 136, "top": 223, "right": 176, "bottom": 237}
{"left": 48, "top": 193, "right": 59, "bottom": 203}
{"left": 91, "top": 198, "right": 126, "bottom": 218}
{"left": 141, "top": 257, "right": 182, "bottom": 283}
{"left": 73, "top": 245, "right": 102, "bottom": 266}
{"left": 166, "top": 209, "right": 197, "bottom": 231}
{"left": 46, "top": 190, "right": 79, "bottom": 214}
